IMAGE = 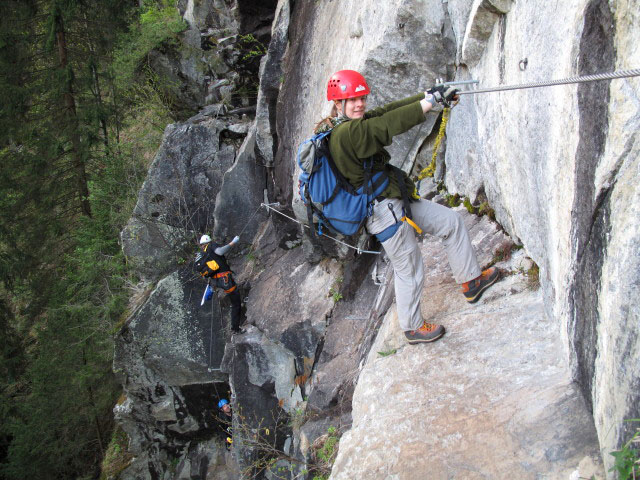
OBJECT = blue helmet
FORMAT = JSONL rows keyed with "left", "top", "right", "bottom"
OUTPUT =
{"left": 218, "top": 399, "right": 229, "bottom": 409}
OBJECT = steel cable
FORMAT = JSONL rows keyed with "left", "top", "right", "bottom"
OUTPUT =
{"left": 260, "top": 202, "right": 381, "bottom": 255}
{"left": 458, "top": 68, "right": 640, "bottom": 95}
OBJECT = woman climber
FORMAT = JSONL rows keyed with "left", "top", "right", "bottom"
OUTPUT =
{"left": 316, "top": 69, "right": 500, "bottom": 344}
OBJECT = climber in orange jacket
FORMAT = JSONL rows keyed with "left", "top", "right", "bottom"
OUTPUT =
{"left": 195, "top": 234, "right": 242, "bottom": 333}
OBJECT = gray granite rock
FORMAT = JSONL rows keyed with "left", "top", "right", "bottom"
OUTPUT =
{"left": 442, "top": 0, "right": 640, "bottom": 469}
{"left": 121, "top": 117, "right": 237, "bottom": 280}
{"left": 114, "top": 1, "right": 640, "bottom": 478}
{"left": 331, "top": 209, "right": 604, "bottom": 480}
{"left": 461, "top": 0, "right": 513, "bottom": 66}
{"left": 113, "top": 267, "right": 231, "bottom": 479}
{"left": 178, "top": 0, "right": 239, "bottom": 35}
{"left": 212, "top": 124, "right": 268, "bottom": 244}
{"left": 255, "top": 0, "right": 290, "bottom": 168}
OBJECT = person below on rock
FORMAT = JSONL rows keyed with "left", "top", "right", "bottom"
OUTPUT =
{"left": 195, "top": 234, "right": 242, "bottom": 333}
{"left": 315, "top": 69, "right": 500, "bottom": 344}
{"left": 217, "top": 399, "right": 233, "bottom": 449}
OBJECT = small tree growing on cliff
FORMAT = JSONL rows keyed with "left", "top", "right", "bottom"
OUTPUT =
{"left": 229, "top": 404, "right": 341, "bottom": 480}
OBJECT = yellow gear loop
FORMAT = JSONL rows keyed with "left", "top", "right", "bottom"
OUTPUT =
{"left": 401, "top": 216, "right": 422, "bottom": 235}
{"left": 417, "top": 108, "right": 450, "bottom": 180}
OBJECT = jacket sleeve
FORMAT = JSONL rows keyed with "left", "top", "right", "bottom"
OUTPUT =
{"left": 337, "top": 97, "right": 426, "bottom": 159}
{"left": 214, "top": 243, "right": 232, "bottom": 256}
{"left": 364, "top": 93, "right": 425, "bottom": 118}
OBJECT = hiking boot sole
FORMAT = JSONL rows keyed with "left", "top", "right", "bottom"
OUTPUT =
{"left": 465, "top": 269, "right": 500, "bottom": 304}
{"left": 405, "top": 327, "right": 446, "bottom": 344}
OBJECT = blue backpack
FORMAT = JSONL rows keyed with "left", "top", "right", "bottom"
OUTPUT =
{"left": 297, "top": 130, "right": 389, "bottom": 237}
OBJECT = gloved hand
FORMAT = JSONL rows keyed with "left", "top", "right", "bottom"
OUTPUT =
{"left": 426, "top": 85, "right": 460, "bottom": 108}
{"left": 231, "top": 235, "right": 240, "bottom": 245}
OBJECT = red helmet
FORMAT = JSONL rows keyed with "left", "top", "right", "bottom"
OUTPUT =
{"left": 327, "top": 70, "right": 370, "bottom": 101}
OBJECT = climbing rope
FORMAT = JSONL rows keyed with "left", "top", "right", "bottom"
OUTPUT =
{"left": 260, "top": 202, "right": 381, "bottom": 255}
{"left": 209, "top": 292, "right": 214, "bottom": 367}
{"left": 417, "top": 107, "right": 450, "bottom": 180}
{"left": 458, "top": 68, "right": 640, "bottom": 95}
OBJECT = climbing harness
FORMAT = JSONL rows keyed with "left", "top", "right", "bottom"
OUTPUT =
{"left": 457, "top": 68, "right": 640, "bottom": 95}
{"left": 260, "top": 202, "right": 381, "bottom": 255}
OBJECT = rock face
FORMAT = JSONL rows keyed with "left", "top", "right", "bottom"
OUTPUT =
{"left": 442, "top": 0, "right": 640, "bottom": 467}
{"left": 113, "top": 268, "right": 232, "bottom": 477}
{"left": 120, "top": 110, "right": 247, "bottom": 280}
{"left": 330, "top": 212, "right": 603, "bottom": 479}
{"left": 113, "top": 0, "right": 640, "bottom": 478}
{"left": 274, "top": 0, "right": 639, "bottom": 476}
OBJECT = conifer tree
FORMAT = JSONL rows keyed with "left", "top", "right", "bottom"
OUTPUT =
{"left": 0, "top": 0, "right": 137, "bottom": 477}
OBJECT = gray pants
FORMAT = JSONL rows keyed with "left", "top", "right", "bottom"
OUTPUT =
{"left": 366, "top": 198, "right": 481, "bottom": 331}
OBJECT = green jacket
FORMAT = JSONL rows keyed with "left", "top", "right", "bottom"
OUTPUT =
{"left": 328, "top": 93, "right": 425, "bottom": 199}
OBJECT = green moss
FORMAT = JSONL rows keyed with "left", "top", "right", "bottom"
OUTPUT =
{"left": 463, "top": 197, "right": 476, "bottom": 214}
{"left": 477, "top": 201, "right": 495, "bottom": 220}
{"left": 100, "top": 426, "right": 133, "bottom": 480}
{"left": 526, "top": 262, "right": 540, "bottom": 290}
{"left": 446, "top": 193, "right": 461, "bottom": 208}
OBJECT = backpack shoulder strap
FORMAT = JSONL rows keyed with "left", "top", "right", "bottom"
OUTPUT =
{"left": 388, "top": 165, "right": 413, "bottom": 218}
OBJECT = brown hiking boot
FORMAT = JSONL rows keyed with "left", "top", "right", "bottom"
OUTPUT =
{"left": 404, "top": 321, "right": 445, "bottom": 344}
{"left": 462, "top": 267, "right": 500, "bottom": 303}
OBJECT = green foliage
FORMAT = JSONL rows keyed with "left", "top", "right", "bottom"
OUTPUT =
{"left": 329, "top": 288, "right": 343, "bottom": 303}
{"left": 1, "top": 148, "right": 141, "bottom": 479}
{"left": 311, "top": 426, "right": 340, "bottom": 480}
{"left": 0, "top": 0, "right": 162, "bottom": 477}
{"left": 112, "top": 0, "right": 187, "bottom": 89}
{"left": 288, "top": 404, "right": 307, "bottom": 431}
{"left": 100, "top": 425, "right": 133, "bottom": 480}
{"left": 378, "top": 349, "right": 397, "bottom": 357}
{"left": 526, "top": 262, "right": 540, "bottom": 290}
{"left": 238, "top": 34, "right": 267, "bottom": 62}
{"left": 609, "top": 420, "right": 640, "bottom": 480}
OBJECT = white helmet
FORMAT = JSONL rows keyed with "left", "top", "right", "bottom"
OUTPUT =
{"left": 199, "top": 234, "right": 211, "bottom": 244}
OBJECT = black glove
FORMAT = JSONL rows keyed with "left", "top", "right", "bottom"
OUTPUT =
{"left": 427, "top": 85, "right": 459, "bottom": 108}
